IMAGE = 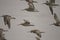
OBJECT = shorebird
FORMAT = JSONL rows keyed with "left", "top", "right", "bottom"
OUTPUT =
{"left": 51, "top": 13, "right": 60, "bottom": 26}
{"left": 23, "top": 2, "right": 38, "bottom": 12}
{"left": 20, "top": 0, "right": 37, "bottom": 3}
{"left": 18, "top": 19, "right": 34, "bottom": 26}
{"left": 29, "top": 29, "right": 45, "bottom": 38}
{"left": 24, "top": 2, "right": 35, "bottom": 12}
{"left": 43, "top": 0, "right": 59, "bottom": 15}
{"left": 43, "top": 0, "right": 59, "bottom": 7}
{"left": 0, "top": 15, "right": 16, "bottom": 29}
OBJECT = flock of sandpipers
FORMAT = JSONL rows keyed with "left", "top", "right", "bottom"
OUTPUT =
{"left": 0, "top": 0, "right": 60, "bottom": 40}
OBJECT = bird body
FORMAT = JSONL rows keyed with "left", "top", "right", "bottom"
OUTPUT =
{"left": 20, "top": 0, "right": 37, "bottom": 3}
{"left": 21, "top": 0, "right": 38, "bottom": 12}
{"left": 30, "top": 29, "right": 45, "bottom": 38}
{"left": 24, "top": 2, "right": 36, "bottom": 12}
{"left": 0, "top": 15, "right": 16, "bottom": 29}
{"left": 19, "top": 19, "right": 34, "bottom": 26}
{"left": 43, "top": 0, "right": 59, "bottom": 15}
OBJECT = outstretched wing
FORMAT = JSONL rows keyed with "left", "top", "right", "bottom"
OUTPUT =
{"left": 4, "top": 17, "right": 7, "bottom": 25}
{"left": 50, "top": 0, "right": 55, "bottom": 3}
{"left": 49, "top": 6, "right": 53, "bottom": 15}
{"left": 36, "top": 32, "right": 41, "bottom": 38}
{"left": 54, "top": 13, "right": 60, "bottom": 23}
{"left": 7, "top": 19, "right": 11, "bottom": 29}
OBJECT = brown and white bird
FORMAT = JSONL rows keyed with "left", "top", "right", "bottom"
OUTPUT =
{"left": 43, "top": 0, "right": 59, "bottom": 15}
{"left": 51, "top": 13, "right": 60, "bottom": 26}
{"left": 23, "top": 2, "right": 38, "bottom": 12}
{"left": 18, "top": 19, "right": 34, "bottom": 26}
{"left": 0, "top": 15, "right": 16, "bottom": 29}
{"left": 24, "top": 2, "right": 36, "bottom": 12}
{"left": 29, "top": 29, "right": 45, "bottom": 38}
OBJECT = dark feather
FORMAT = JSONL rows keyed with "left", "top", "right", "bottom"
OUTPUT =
{"left": 49, "top": 6, "right": 53, "bottom": 15}
{"left": 7, "top": 19, "right": 10, "bottom": 29}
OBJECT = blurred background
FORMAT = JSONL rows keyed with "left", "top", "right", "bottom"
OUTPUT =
{"left": 0, "top": 0, "right": 60, "bottom": 40}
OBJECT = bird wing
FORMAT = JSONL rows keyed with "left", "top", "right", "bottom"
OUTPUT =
{"left": 35, "top": 37, "right": 40, "bottom": 40}
{"left": 4, "top": 17, "right": 7, "bottom": 25}
{"left": 54, "top": 13, "right": 60, "bottom": 23}
{"left": 50, "top": 0, "right": 55, "bottom": 3}
{"left": 7, "top": 18, "right": 11, "bottom": 29}
{"left": 49, "top": 6, "right": 53, "bottom": 15}
{"left": 36, "top": 33, "right": 41, "bottom": 38}
{"left": 36, "top": 30, "right": 41, "bottom": 38}
{"left": 28, "top": 2, "right": 35, "bottom": 9}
